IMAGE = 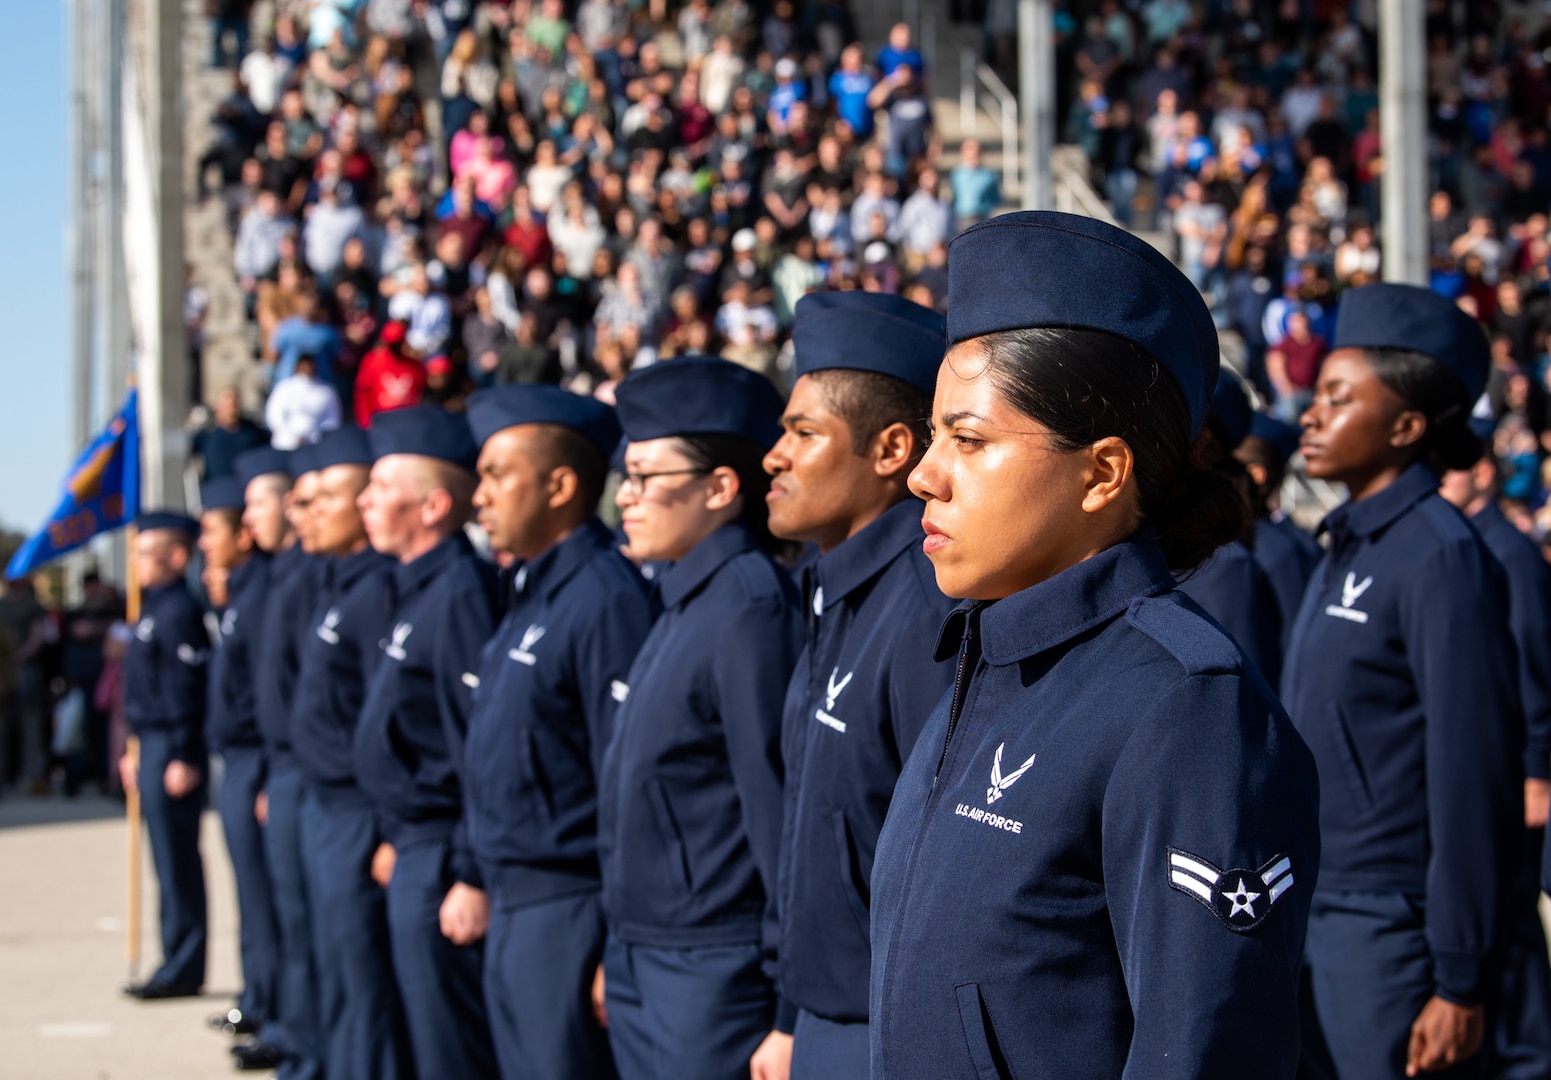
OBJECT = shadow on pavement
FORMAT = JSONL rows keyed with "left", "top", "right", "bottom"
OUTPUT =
{"left": 0, "top": 793, "right": 131, "bottom": 830}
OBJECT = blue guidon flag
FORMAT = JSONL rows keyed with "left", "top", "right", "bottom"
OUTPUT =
{"left": 7, "top": 389, "right": 140, "bottom": 579}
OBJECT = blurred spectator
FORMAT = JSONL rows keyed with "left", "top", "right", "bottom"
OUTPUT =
{"left": 265, "top": 354, "right": 343, "bottom": 449}
{"left": 354, "top": 321, "right": 426, "bottom": 426}
{"left": 950, "top": 139, "right": 1001, "bottom": 226}
{"left": 192, "top": 387, "right": 269, "bottom": 480}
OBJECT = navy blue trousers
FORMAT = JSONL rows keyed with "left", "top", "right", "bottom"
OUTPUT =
{"left": 303, "top": 789, "right": 411, "bottom": 1080}
{"left": 1303, "top": 890, "right": 1486, "bottom": 1079}
{"left": 262, "top": 763, "right": 325, "bottom": 1080}
{"left": 603, "top": 937, "right": 773, "bottom": 1080}
{"left": 484, "top": 888, "right": 615, "bottom": 1080}
{"left": 791, "top": 1008, "right": 868, "bottom": 1080}
{"left": 1491, "top": 828, "right": 1551, "bottom": 1080}
{"left": 385, "top": 834, "right": 497, "bottom": 1079}
{"left": 137, "top": 730, "right": 207, "bottom": 988}
{"left": 216, "top": 746, "right": 277, "bottom": 1023}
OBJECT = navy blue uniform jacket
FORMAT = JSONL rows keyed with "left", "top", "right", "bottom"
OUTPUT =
{"left": 1281, "top": 464, "right": 1523, "bottom": 1004}
{"left": 355, "top": 532, "right": 498, "bottom": 885}
{"left": 255, "top": 545, "right": 320, "bottom": 767}
{"left": 464, "top": 518, "right": 653, "bottom": 908}
{"left": 127, "top": 581, "right": 212, "bottom": 762}
{"left": 1175, "top": 538, "right": 1283, "bottom": 687}
{"left": 870, "top": 538, "right": 1319, "bottom": 1079}
{"left": 206, "top": 553, "right": 272, "bottom": 753}
{"left": 776, "top": 500, "right": 955, "bottom": 1027}
{"left": 1253, "top": 513, "right": 1322, "bottom": 650}
{"left": 598, "top": 522, "right": 802, "bottom": 978}
{"left": 292, "top": 545, "right": 398, "bottom": 792}
{"left": 1472, "top": 501, "right": 1551, "bottom": 782}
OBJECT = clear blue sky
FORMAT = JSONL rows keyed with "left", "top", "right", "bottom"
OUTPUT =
{"left": 0, "top": 2, "right": 69, "bottom": 534}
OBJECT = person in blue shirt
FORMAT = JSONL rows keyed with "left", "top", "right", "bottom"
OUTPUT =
{"left": 1283, "top": 283, "right": 1523, "bottom": 1080}
{"left": 875, "top": 22, "right": 924, "bottom": 79}
{"left": 1235, "top": 412, "right": 1322, "bottom": 652}
{"left": 231, "top": 445, "right": 325, "bottom": 1077}
{"left": 121, "top": 512, "right": 212, "bottom": 1001}
{"left": 869, "top": 212, "right": 1319, "bottom": 1079}
{"left": 453, "top": 387, "right": 653, "bottom": 1080}
{"left": 354, "top": 406, "right": 499, "bottom": 1080}
{"left": 827, "top": 44, "right": 876, "bottom": 139}
{"left": 291, "top": 427, "right": 411, "bottom": 1080}
{"left": 197, "top": 477, "right": 279, "bottom": 1059}
{"left": 598, "top": 356, "right": 803, "bottom": 1080}
{"left": 1174, "top": 375, "right": 1284, "bottom": 685}
{"left": 767, "top": 58, "right": 808, "bottom": 131}
{"left": 1440, "top": 441, "right": 1551, "bottom": 1078}
{"left": 751, "top": 292, "right": 956, "bottom": 1080}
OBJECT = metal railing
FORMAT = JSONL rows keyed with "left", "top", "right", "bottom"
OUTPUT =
{"left": 1051, "top": 146, "right": 1118, "bottom": 225}
{"left": 959, "top": 48, "right": 1018, "bottom": 197}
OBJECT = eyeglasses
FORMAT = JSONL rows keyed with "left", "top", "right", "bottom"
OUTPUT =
{"left": 619, "top": 468, "right": 710, "bottom": 494}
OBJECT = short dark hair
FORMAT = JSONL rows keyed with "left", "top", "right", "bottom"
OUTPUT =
{"left": 203, "top": 507, "right": 246, "bottom": 534}
{"left": 972, "top": 327, "right": 1246, "bottom": 571}
{"left": 538, "top": 426, "right": 609, "bottom": 513}
{"left": 804, "top": 368, "right": 932, "bottom": 462}
{"left": 1363, "top": 347, "right": 1483, "bottom": 472}
{"left": 674, "top": 433, "right": 781, "bottom": 554}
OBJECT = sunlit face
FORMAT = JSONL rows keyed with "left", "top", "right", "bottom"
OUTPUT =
{"left": 242, "top": 475, "right": 290, "bottom": 553}
{"left": 310, "top": 464, "right": 370, "bottom": 556}
{"left": 357, "top": 455, "right": 428, "bottom": 559}
{"left": 1299, "top": 349, "right": 1411, "bottom": 494}
{"left": 614, "top": 437, "right": 729, "bottom": 563}
{"left": 198, "top": 510, "right": 249, "bottom": 572}
{"left": 908, "top": 346, "right": 1102, "bottom": 601}
{"left": 764, "top": 375, "right": 888, "bottom": 551}
{"left": 134, "top": 529, "right": 188, "bottom": 591}
{"left": 287, "top": 472, "right": 321, "bottom": 553}
{"left": 474, "top": 425, "right": 566, "bottom": 561}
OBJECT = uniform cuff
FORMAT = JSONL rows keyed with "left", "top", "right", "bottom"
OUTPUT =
{"left": 1525, "top": 746, "right": 1551, "bottom": 781}
{"left": 774, "top": 995, "right": 799, "bottom": 1035}
{"left": 1432, "top": 949, "right": 1487, "bottom": 1006}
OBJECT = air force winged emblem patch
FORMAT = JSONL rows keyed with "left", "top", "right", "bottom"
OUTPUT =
{"left": 1167, "top": 848, "right": 1295, "bottom": 932}
{"left": 986, "top": 742, "right": 1036, "bottom": 804}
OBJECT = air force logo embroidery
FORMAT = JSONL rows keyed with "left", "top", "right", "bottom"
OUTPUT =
{"left": 1167, "top": 848, "right": 1295, "bottom": 932}
{"left": 135, "top": 618, "right": 155, "bottom": 643}
{"left": 317, "top": 608, "right": 342, "bottom": 645}
{"left": 508, "top": 624, "right": 545, "bottom": 666}
{"left": 175, "top": 643, "right": 209, "bottom": 667}
{"left": 986, "top": 742, "right": 1036, "bottom": 804}
{"left": 221, "top": 609, "right": 238, "bottom": 637}
{"left": 384, "top": 621, "right": 413, "bottom": 661}
{"left": 1325, "top": 571, "right": 1373, "bottom": 624}
{"left": 611, "top": 680, "right": 630, "bottom": 703}
{"left": 814, "top": 668, "right": 852, "bottom": 733}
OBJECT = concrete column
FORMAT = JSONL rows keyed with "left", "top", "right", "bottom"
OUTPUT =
{"left": 1379, "top": 0, "right": 1427, "bottom": 285}
{"left": 1018, "top": 0, "right": 1054, "bottom": 210}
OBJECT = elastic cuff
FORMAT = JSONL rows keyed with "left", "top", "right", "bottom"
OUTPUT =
{"left": 1525, "top": 749, "right": 1551, "bottom": 781}
{"left": 1432, "top": 949, "right": 1487, "bottom": 1006}
{"left": 774, "top": 995, "right": 799, "bottom": 1035}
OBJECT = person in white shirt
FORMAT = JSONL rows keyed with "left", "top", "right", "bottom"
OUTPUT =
{"left": 240, "top": 37, "right": 293, "bottom": 116}
{"left": 386, "top": 263, "right": 453, "bottom": 356}
{"left": 265, "top": 355, "right": 341, "bottom": 449}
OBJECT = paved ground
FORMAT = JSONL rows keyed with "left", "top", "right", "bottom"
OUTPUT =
{"left": 0, "top": 793, "right": 246, "bottom": 1079}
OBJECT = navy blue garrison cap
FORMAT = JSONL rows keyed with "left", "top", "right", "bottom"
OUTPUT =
{"left": 1332, "top": 282, "right": 1491, "bottom": 402}
{"left": 200, "top": 477, "right": 247, "bottom": 513}
{"left": 234, "top": 446, "right": 292, "bottom": 487}
{"left": 946, "top": 211, "right": 1220, "bottom": 432}
{"left": 792, "top": 291, "right": 947, "bottom": 395}
{"left": 368, "top": 406, "right": 479, "bottom": 471}
{"left": 1210, "top": 375, "right": 1253, "bottom": 450}
{"left": 289, "top": 441, "right": 323, "bottom": 476}
{"left": 466, "top": 385, "right": 623, "bottom": 457}
{"left": 312, "top": 427, "right": 375, "bottom": 470}
{"left": 135, "top": 510, "right": 199, "bottom": 535}
{"left": 1247, "top": 412, "right": 1303, "bottom": 464}
{"left": 615, "top": 355, "right": 785, "bottom": 449}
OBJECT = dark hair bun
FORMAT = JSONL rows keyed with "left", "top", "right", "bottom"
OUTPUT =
{"left": 1429, "top": 414, "right": 1486, "bottom": 473}
{"left": 1152, "top": 431, "right": 1251, "bottom": 572}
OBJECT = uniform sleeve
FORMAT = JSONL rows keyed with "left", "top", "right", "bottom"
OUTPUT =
{"left": 1504, "top": 550, "right": 1551, "bottom": 781}
{"left": 164, "top": 599, "right": 212, "bottom": 763}
{"left": 1403, "top": 541, "right": 1524, "bottom": 1003}
{"left": 713, "top": 597, "right": 802, "bottom": 985}
{"left": 435, "top": 580, "right": 498, "bottom": 888}
{"left": 1103, "top": 673, "right": 1318, "bottom": 1080}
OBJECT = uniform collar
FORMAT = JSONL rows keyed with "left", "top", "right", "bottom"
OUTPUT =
{"left": 1469, "top": 499, "right": 1508, "bottom": 534}
{"left": 334, "top": 544, "right": 389, "bottom": 591}
{"left": 142, "top": 580, "right": 185, "bottom": 605}
{"left": 396, "top": 530, "right": 475, "bottom": 595}
{"left": 814, "top": 499, "right": 924, "bottom": 611}
{"left": 513, "top": 517, "right": 615, "bottom": 602}
{"left": 658, "top": 522, "right": 757, "bottom": 610}
{"left": 227, "top": 552, "right": 270, "bottom": 597}
{"left": 933, "top": 536, "right": 1176, "bottom": 666}
{"left": 1320, "top": 462, "right": 1439, "bottom": 541}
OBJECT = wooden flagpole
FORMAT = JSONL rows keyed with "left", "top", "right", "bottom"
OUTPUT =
{"left": 125, "top": 522, "right": 140, "bottom": 980}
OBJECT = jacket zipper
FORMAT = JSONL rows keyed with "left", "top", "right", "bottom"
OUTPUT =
{"left": 934, "top": 614, "right": 977, "bottom": 783}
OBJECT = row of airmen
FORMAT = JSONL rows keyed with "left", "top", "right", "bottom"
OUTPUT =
{"left": 119, "top": 211, "right": 1551, "bottom": 1079}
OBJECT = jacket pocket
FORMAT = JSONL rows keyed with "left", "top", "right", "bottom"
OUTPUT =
{"left": 1324, "top": 702, "right": 1375, "bottom": 813}
{"left": 955, "top": 982, "right": 1009, "bottom": 1080}
{"left": 647, "top": 781, "right": 694, "bottom": 893}
{"left": 832, "top": 811, "right": 873, "bottom": 941}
